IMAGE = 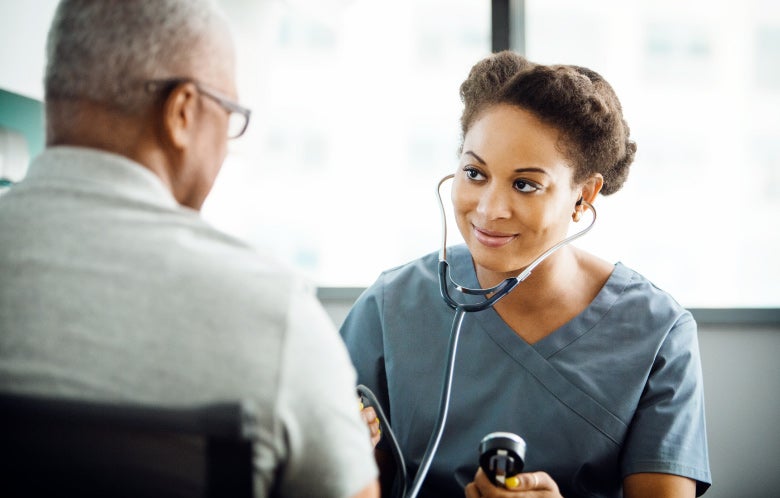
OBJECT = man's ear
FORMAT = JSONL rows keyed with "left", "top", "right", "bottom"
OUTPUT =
{"left": 161, "top": 82, "right": 200, "bottom": 150}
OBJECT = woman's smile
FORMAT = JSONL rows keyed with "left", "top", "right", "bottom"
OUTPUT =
{"left": 472, "top": 224, "right": 518, "bottom": 248}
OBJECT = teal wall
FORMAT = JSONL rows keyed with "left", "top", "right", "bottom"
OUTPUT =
{"left": 0, "top": 88, "right": 45, "bottom": 158}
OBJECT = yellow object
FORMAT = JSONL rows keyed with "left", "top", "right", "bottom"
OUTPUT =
{"left": 505, "top": 476, "right": 520, "bottom": 489}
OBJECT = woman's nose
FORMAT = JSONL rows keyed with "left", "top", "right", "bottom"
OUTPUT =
{"left": 475, "top": 184, "right": 512, "bottom": 220}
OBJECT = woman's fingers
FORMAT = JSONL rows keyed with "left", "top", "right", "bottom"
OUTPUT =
{"left": 359, "top": 402, "right": 381, "bottom": 446}
{"left": 468, "top": 467, "right": 562, "bottom": 497}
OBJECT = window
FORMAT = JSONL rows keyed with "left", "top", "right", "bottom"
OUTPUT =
{"left": 205, "top": 0, "right": 490, "bottom": 286}
{"left": 524, "top": 0, "right": 780, "bottom": 307}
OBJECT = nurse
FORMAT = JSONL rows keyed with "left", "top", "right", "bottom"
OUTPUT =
{"left": 341, "top": 51, "right": 711, "bottom": 498}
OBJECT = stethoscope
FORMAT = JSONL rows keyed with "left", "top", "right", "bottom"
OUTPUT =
{"left": 358, "top": 173, "right": 597, "bottom": 498}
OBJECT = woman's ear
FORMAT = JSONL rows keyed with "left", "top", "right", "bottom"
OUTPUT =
{"left": 161, "top": 82, "right": 199, "bottom": 150}
{"left": 572, "top": 173, "right": 604, "bottom": 222}
{"left": 580, "top": 173, "right": 604, "bottom": 204}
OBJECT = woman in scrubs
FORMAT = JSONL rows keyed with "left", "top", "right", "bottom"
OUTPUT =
{"left": 342, "top": 52, "right": 711, "bottom": 498}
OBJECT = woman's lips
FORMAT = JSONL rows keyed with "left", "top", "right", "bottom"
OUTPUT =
{"left": 472, "top": 225, "right": 517, "bottom": 248}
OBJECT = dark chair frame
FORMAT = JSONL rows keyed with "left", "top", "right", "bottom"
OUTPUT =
{"left": 0, "top": 392, "right": 256, "bottom": 497}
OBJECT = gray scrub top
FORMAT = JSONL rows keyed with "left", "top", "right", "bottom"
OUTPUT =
{"left": 341, "top": 244, "right": 711, "bottom": 498}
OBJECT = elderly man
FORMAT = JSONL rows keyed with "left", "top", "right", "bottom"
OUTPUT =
{"left": 0, "top": 1, "right": 378, "bottom": 497}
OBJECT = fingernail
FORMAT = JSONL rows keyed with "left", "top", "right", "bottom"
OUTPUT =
{"left": 505, "top": 476, "right": 520, "bottom": 489}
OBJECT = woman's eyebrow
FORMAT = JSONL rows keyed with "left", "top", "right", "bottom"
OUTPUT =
{"left": 514, "top": 167, "right": 549, "bottom": 176}
{"left": 463, "top": 150, "right": 486, "bottom": 164}
{"left": 463, "top": 150, "right": 549, "bottom": 176}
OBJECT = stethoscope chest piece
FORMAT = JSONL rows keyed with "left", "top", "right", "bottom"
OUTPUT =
{"left": 479, "top": 432, "right": 527, "bottom": 486}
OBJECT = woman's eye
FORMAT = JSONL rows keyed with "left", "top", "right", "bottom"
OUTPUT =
{"left": 514, "top": 179, "right": 539, "bottom": 193}
{"left": 463, "top": 167, "right": 485, "bottom": 181}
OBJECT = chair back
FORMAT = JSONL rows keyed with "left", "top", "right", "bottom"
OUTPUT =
{"left": 0, "top": 392, "right": 256, "bottom": 498}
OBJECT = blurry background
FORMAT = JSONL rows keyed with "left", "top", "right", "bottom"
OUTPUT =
{"left": 2, "top": 0, "right": 779, "bottom": 306}
{"left": 1, "top": 1, "right": 778, "bottom": 496}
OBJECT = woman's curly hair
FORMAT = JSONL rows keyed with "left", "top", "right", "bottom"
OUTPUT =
{"left": 459, "top": 51, "right": 636, "bottom": 195}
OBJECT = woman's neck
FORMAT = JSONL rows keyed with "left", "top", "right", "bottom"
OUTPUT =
{"left": 475, "top": 246, "right": 612, "bottom": 343}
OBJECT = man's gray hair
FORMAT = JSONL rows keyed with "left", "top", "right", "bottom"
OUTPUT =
{"left": 45, "top": 0, "right": 231, "bottom": 113}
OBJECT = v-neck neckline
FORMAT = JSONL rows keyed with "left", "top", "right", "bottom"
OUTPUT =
{"left": 448, "top": 244, "right": 634, "bottom": 359}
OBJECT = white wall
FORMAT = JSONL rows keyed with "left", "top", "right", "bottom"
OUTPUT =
{"left": 0, "top": 1, "right": 59, "bottom": 99}
{"left": 320, "top": 296, "right": 780, "bottom": 497}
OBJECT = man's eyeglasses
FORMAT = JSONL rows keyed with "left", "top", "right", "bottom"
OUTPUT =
{"left": 144, "top": 78, "right": 251, "bottom": 139}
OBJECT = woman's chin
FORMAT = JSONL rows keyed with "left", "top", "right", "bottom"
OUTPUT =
{"left": 469, "top": 251, "right": 528, "bottom": 277}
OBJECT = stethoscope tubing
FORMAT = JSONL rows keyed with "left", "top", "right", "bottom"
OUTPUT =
{"left": 404, "top": 308, "right": 466, "bottom": 498}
